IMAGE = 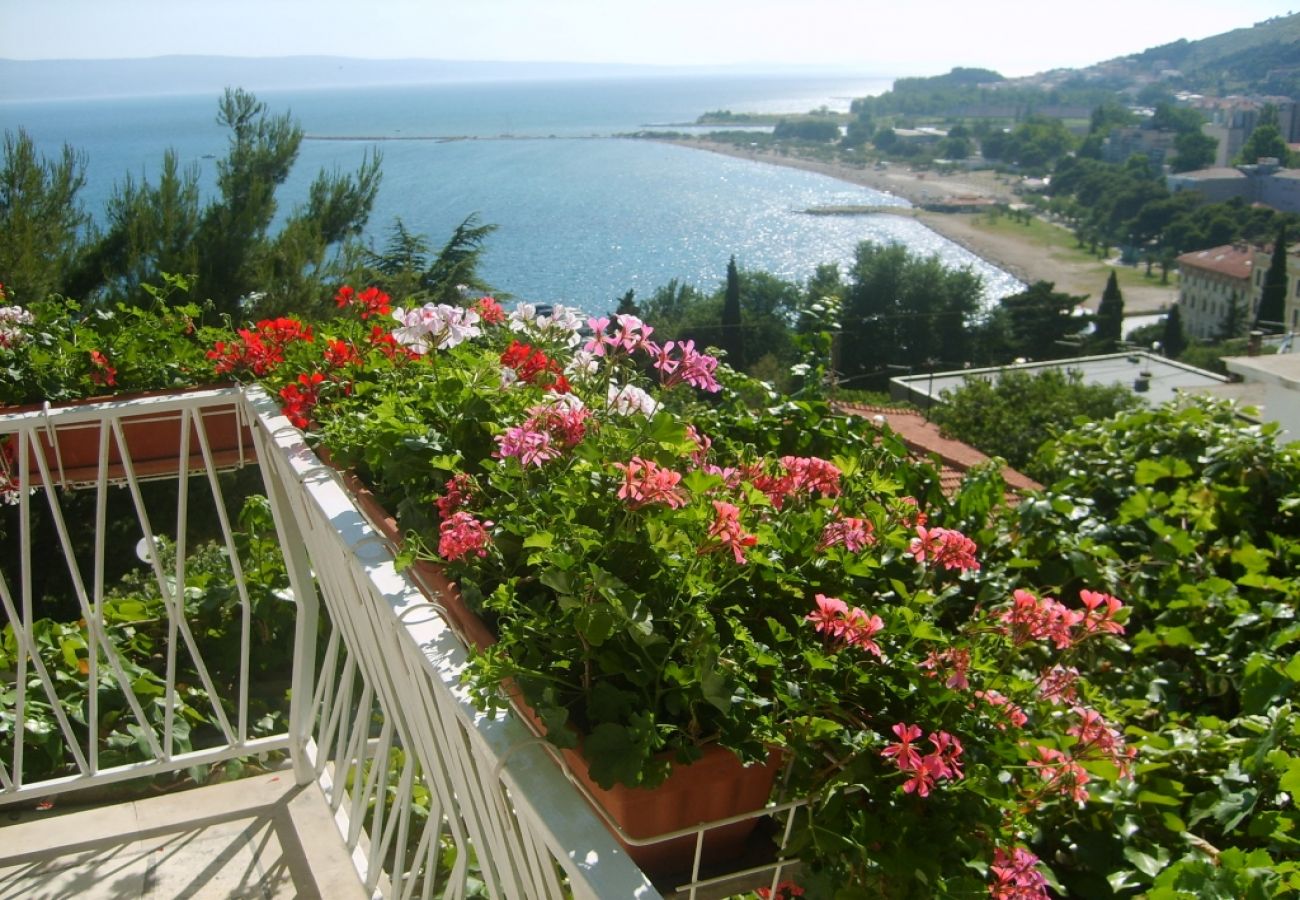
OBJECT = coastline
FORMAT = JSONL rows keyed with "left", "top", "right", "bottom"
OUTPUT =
{"left": 654, "top": 137, "right": 1178, "bottom": 314}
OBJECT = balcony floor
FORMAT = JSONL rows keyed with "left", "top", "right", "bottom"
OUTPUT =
{"left": 0, "top": 772, "right": 369, "bottom": 899}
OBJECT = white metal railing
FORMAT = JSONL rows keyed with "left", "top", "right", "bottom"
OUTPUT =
{"left": 2, "top": 387, "right": 804, "bottom": 898}
{"left": 0, "top": 387, "right": 286, "bottom": 802}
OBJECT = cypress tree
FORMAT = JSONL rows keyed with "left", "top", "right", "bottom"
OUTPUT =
{"left": 1161, "top": 305, "right": 1187, "bottom": 358}
{"left": 1256, "top": 226, "right": 1289, "bottom": 333}
{"left": 721, "top": 255, "right": 745, "bottom": 368}
{"left": 1095, "top": 270, "right": 1124, "bottom": 349}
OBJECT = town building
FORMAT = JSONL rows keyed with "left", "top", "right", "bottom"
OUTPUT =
{"left": 1166, "top": 160, "right": 1300, "bottom": 213}
{"left": 1176, "top": 243, "right": 1256, "bottom": 340}
{"left": 888, "top": 352, "right": 1228, "bottom": 410}
{"left": 1203, "top": 351, "right": 1300, "bottom": 440}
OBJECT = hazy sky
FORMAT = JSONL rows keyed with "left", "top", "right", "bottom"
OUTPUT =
{"left": 1, "top": 1, "right": 1294, "bottom": 77}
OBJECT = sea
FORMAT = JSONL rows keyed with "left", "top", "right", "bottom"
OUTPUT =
{"left": 0, "top": 74, "right": 1023, "bottom": 313}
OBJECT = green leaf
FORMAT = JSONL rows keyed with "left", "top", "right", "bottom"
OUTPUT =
{"left": 700, "top": 671, "right": 731, "bottom": 714}
{"left": 1280, "top": 759, "right": 1300, "bottom": 796}
{"left": 1124, "top": 845, "right": 1165, "bottom": 879}
{"left": 576, "top": 605, "right": 615, "bottom": 646}
{"left": 523, "top": 531, "right": 554, "bottom": 550}
{"left": 583, "top": 723, "right": 652, "bottom": 789}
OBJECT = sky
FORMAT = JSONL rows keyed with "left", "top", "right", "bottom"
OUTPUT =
{"left": 1, "top": 0, "right": 1295, "bottom": 77}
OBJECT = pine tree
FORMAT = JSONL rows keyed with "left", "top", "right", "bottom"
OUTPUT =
{"left": 615, "top": 289, "right": 639, "bottom": 317}
{"left": 721, "top": 255, "right": 745, "bottom": 368}
{"left": 1095, "top": 270, "right": 1124, "bottom": 349}
{"left": 420, "top": 213, "right": 499, "bottom": 305}
{"left": 76, "top": 88, "right": 382, "bottom": 318}
{"left": 0, "top": 130, "right": 90, "bottom": 303}
{"left": 1255, "top": 226, "right": 1289, "bottom": 333}
{"left": 1161, "top": 305, "right": 1187, "bottom": 358}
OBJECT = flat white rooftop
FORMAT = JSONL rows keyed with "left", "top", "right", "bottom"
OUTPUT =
{"left": 890, "top": 351, "right": 1228, "bottom": 408}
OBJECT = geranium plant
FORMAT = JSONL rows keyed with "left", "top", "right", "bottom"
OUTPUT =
{"left": 0, "top": 276, "right": 215, "bottom": 407}
{"left": 199, "top": 285, "right": 1140, "bottom": 896}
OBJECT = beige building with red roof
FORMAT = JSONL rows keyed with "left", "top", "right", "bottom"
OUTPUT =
{"left": 1176, "top": 244, "right": 1256, "bottom": 340}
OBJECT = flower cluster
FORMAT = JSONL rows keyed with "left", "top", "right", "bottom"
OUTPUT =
{"left": 817, "top": 515, "right": 875, "bottom": 553}
{"left": 438, "top": 511, "right": 493, "bottom": 561}
{"left": 988, "top": 846, "right": 1050, "bottom": 900}
{"left": 880, "top": 722, "right": 965, "bottom": 798}
{"left": 805, "top": 594, "right": 884, "bottom": 656}
{"left": 334, "top": 285, "right": 392, "bottom": 320}
{"left": 699, "top": 499, "right": 759, "bottom": 564}
{"left": 0, "top": 303, "right": 34, "bottom": 350}
{"left": 188, "top": 283, "right": 1140, "bottom": 894}
{"left": 907, "top": 524, "right": 979, "bottom": 571}
{"left": 501, "top": 340, "right": 570, "bottom": 392}
{"left": 278, "top": 372, "right": 326, "bottom": 430}
{"left": 88, "top": 349, "right": 117, "bottom": 387}
{"left": 997, "top": 588, "right": 1126, "bottom": 650}
{"left": 392, "top": 303, "right": 481, "bottom": 353}
{"left": 614, "top": 457, "right": 686, "bottom": 510}
{"left": 208, "top": 317, "right": 314, "bottom": 376}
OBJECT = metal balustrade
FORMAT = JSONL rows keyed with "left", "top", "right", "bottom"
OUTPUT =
{"left": 1, "top": 387, "right": 803, "bottom": 899}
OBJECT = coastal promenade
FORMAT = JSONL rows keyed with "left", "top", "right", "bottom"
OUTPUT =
{"left": 663, "top": 137, "right": 1179, "bottom": 316}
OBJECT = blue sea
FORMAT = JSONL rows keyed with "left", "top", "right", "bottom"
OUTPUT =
{"left": 0, "top": 75, "right": 1022, "bottom": 312}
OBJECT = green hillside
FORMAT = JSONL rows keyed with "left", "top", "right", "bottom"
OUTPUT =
{"left": 1130, "top": 12, "right": 1300, "bottom": 94}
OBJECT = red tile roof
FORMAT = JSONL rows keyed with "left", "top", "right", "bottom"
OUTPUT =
{"left": 1176, "top": 244, "right": 1255, "bottom": 280}
{"left": 835, "top": 403, "right": 1043, "bottom": 500}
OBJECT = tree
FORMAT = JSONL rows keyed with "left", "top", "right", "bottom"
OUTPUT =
{"left": 360, "top": 219, "right": 431, "bottom": 299}
{"left": 418, "top": 213, "right": 499, "bottom": 305}
{"left": 773, "top": 119, "right": 841, "bottom": 143}
{"left": 1095, "top": 271, "right": 1124, "bottom": 349}
{"left": 0, "top": 129, "right": 91, "bottom": 303}
{"left": 1236, "top": 106, "right": 1290, "bottom": 165}
{"left": 930, "top": 368, "right": 1137, "bottom": 480}
{"left": 840, "top": 242, "right": 983, "bottom": 385}
{"left": 1171, "top": 130, "right": 1218, "bottom": 173}
{"left": 996, "top": 281, "right": 1088, "bottom": 360}
{"left": 614, "top": 289, "right": 639, "bottom": 317}
{"left": 1255, "top": 225, "right": 1289, "bottom": 333}
{"left": 720, "top": 256, "right": 745, "bottom": 368}
{"left": 1161, "top": 304, "right": 1188, "bottom": 357}
{"left": 77, "top": 88, "right": 382, "bottom": 317}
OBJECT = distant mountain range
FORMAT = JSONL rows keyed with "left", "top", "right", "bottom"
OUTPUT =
{"left": 0, "top": 56, "right": 863, "bottom": 103}
{"left": 3, "top": 13, "right": 1298, "bottom": 105}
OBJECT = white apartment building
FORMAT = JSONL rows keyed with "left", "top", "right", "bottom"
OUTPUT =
{"left": 1176, "top": 244, "right": 1256, "bottom": 340}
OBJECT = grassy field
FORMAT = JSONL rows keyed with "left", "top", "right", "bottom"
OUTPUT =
{"left": 965, "top": 212, "right": 1177, "bottom": 293}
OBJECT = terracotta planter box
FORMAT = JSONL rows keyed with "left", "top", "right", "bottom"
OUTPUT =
{"left": 337, "top": 469, "right": 783, "bottom": 877}
{"left": 2, "top": 388, "right": 253, "bottom": 487}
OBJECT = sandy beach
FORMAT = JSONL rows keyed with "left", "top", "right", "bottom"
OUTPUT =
{"left": 659, "top": 138, "right": 1179, "bottom": 315}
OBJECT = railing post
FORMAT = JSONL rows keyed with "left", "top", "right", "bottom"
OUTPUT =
{"left": 249, "top": 395, "right": 320, "bottom": 787}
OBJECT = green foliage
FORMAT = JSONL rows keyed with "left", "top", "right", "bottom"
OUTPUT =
{"left": 68, "top": 89, "right": 381, "bottom": 317}
{"left": 417, "top": 213, "right": 499, "bottom": 305}
{"left": 1171, "top": 130, "right": 1218, "bottom": 173}
{"left": 984, "top": 280, "right": 1089, "bottom": 361}
{"left": 0, "top": 280, "right": 216, "bottom": 406}
{"left": 1256, "top": 225, "right": 1289, "bottom": 332}
{"left": 931, "top": 368, "right": 1138, "bottom": 479}
{"left": 0, "top": 495, "right": 295, "bottom": 785}
{"left": 983, "top": 397, "right": 1300, "bottom": 894}
{"left": 0, "top": 129, "right": 90, "bottom": 305}
{"left": 1095, "top": 271, "right": 1124, "bottom": 350}
{"left": 1161, "top": 305, "right": 1188, "bottom": 358}
{"left": 840, "top": 241, "right": 983, "bottom": 386}
{"left": 720, "top": 255, "right": 745, "bottom": 368}
{"left": 1236, "top": 107, "right": 1294, "bottom": 166}
{"left": 773, "top": 118, "right": 842, "bottom": 143}
{"left": 981, "top": 117, "right": 1078, "bottom": 172}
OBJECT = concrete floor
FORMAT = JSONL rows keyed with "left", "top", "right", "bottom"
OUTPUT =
{"left": 0, "top": 772, "right": 369, "bottom": 899}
